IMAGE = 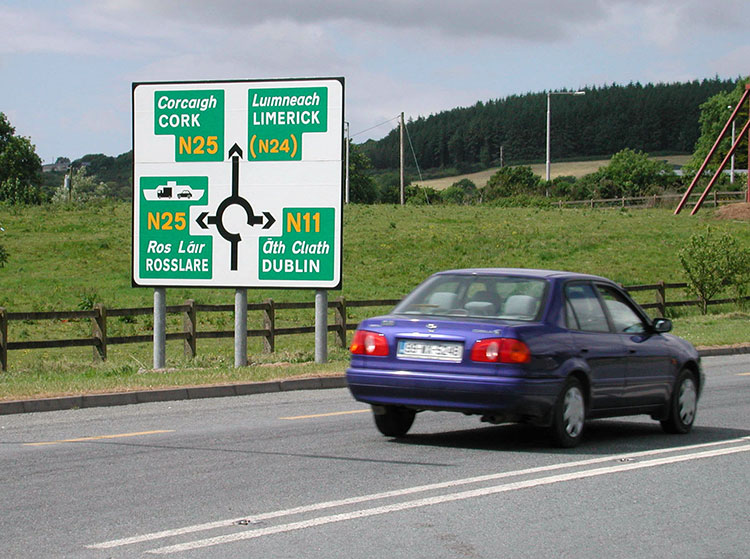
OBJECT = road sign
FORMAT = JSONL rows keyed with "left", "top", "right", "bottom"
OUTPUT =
{"left": 132, "top": 78, "right": 344, "bottom": 288}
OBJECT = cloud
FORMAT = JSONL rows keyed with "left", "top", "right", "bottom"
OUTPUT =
{"left": 89, "top": 0, "right": 607, "bottom": 42}
{"left": 3, "top": 0, "right": 749, "bottom": 162}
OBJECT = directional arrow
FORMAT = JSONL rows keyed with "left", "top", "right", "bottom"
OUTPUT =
{"left": 196, "top": 143, "right": 277, "bottom": 271}
{"left": 229, "top": 144, "right": 242, "bottom": 198}
{"left": 262, "top": 212, "right": 276, "bottom": 229}
{"left": 228, "top": 143, "right": 243, "bottom": 158}
{"left": 196, "top": 211, "right": 209, "bottom": 230}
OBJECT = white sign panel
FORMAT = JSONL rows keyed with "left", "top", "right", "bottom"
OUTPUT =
{"left": 132, "top": 77, "right": 344, "bottom": 288}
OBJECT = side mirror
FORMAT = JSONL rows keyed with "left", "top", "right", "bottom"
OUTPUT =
{"left": 652, "top": 318, "right": 672, "bottom": 333}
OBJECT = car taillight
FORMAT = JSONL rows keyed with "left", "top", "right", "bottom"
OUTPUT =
{"left": 471, "top": 338, "right": 531, "bottom": 364}
{"left": 350, "top": 330, "right": 389, "bottom": 356}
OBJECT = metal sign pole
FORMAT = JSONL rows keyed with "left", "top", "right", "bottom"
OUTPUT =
{"left": 235, "top": 288, "right": 248, "bottom": 367}
{"left": 153, "top": 288, "right": 166, "bottom": 369}
{"left": 315, "top": 290, "right": 328, "bottom": 363}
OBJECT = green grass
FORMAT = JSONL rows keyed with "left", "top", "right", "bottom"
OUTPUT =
{"left": 1, "top": 201, "right": 749, "bottom": 400}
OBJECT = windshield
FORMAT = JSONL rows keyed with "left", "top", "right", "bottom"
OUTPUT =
{"left": 393, "top": 274, "right": 547, "bottom": 321}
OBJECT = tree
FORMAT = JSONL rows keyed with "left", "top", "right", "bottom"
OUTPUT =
{"left": 678, "top": 228, "right": 750, "bottom": 314}
{"left": 684, "top": 77, "right": 749, "bottom": 178}
{"left": 51, "top": 167, "right": 108, "bottom": 204}
{"left": 0, "top": 113, "right": 43, "bottom": 204}
{"left": 347, "top": 141, "right": 378, "bottom": 203}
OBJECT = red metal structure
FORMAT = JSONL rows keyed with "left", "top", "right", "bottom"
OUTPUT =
{"left": 675, "top": 84, "right": 750, "bottom": 215}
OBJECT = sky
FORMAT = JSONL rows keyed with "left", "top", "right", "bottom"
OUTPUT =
{"left": 1, "top": 0, "right": 749, "bottom": 164}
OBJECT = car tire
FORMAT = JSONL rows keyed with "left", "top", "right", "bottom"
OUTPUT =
{"left": 550, "top": 377, "right": 586, "bottom": 448}
{"left": 372, "top": 406, "right": 416, "bottom": 437}
{"left": 661, "top": 369, "right": 698, "bottom": 434}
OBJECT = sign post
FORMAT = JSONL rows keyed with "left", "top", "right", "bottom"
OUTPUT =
{"left": 133, "top": 78, "right": 344, "bottom": 366}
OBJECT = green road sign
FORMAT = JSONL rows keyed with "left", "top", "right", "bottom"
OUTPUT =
{"left": 248, "top": 87, "right": 327, "bottom": 161}
{"left": 258, "top": 208, "right": 335, "bottom": 281}
{"left": 154, "top": 90, "right": 225, "bottom": 162}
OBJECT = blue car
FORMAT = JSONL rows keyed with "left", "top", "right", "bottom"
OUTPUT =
{"left": 346, "top": 268, "right": 703, "bottom": 447}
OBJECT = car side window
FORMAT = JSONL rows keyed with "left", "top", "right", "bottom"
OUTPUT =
{"left": 565, "top": 283, "right": 610, "bottom": 333}
{"left": 596, "top": 284, "right": 647, "bottom": 334}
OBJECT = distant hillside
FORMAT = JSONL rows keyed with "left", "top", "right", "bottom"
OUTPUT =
{"left": 417, "top": 155, "right": 692, "bottom": 190}
{"left": 362, "top": 77, "right": 737, "bottom": 173}
{"left": 47, "top": 77, "right": 737, "bottom": 200}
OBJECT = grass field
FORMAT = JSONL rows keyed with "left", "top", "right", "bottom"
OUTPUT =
{"left": 0, "top": 200, "right": 748, "bottom": 400}
{"left": 416, "top": 155, "right": 692, "bottom": 190}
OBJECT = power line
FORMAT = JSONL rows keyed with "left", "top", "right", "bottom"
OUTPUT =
{"left": 351, "top": 115, "right": 401, "bottom": 138}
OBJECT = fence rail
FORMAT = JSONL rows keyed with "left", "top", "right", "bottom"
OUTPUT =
{"left": 0, "top": 283, "right": 745, "bottom": 371}
{"left": 556, "top": 190, "right": 746, "bottom": 209}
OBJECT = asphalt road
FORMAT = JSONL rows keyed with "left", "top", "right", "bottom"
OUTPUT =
{"left": 1, "top": 354, "right": 749, "bottom": 558}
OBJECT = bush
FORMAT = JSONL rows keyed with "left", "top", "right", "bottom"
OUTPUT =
{"left": 546, "top": 175, "right": 579, "bottom": 199}
{"left": 0, "top": 243, "right": 8, "bottom": 267}
{"left": 441, "top": 178, "right": 478, "bottom": 204}
{"left": 678, "top": 228, "right": 750, "bottom": 314}
{"left": 482, "top": 166, "right": 541, "bottom": 200}
{"left": 405, "top": 185, "right": 441, "bottom": 205}
{"left": 579, "top": 149, "right": 677, "bottom": 199}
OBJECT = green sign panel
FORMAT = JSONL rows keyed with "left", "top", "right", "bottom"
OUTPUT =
{"left": 258, "top": 207, "right": 335, "bottom": 280}
{"left": 154, "top": 90, "right": 225, "bottom": 162}
{"left": 138, "top": 176, "right": 213, "bottom": 279}
{"left": 248, "top": 87, "right": 328, "bottom": 161}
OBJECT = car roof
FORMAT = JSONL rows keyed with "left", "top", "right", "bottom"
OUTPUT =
{"left": 433, "top": 268, "right": 612, "bottom": 282}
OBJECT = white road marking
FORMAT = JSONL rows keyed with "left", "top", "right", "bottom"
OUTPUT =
{"left": 148, "top": 443, "right": 750, "bottom": 554}
{"left": 88, "top": 436, "right": 750, "bottom": 552}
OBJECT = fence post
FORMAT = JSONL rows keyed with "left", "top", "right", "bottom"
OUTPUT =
{"left": 0, "top": 307, "right": 7, "bottom": 372}
{"left": 335, "top": 297, "right": 347, "bottom": 348}
{"left": 655, "top": 281, "right": 666, "bottom": 316}
{"left": 92, "top": 303, "right": 107, "bottom": 361}
{"left": 183, "top": 299, "right": 196, "bottom": 358}
{"left": 263, "top": 298, "right": 275, "bottom": 353}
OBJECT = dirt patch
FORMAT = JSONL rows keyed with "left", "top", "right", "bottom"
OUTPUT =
{"left": 714, "top": 202, "right": 750, "bottom": 221}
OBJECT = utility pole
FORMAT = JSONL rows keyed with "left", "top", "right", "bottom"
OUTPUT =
{"left": 65, "top": 167, "right": 72, "bottom": 203}
{"left": 400, "top": 112, "right": 405, "bottom": 205}
{"left": 345, "top": 121, "right": 350, "bottom": 203}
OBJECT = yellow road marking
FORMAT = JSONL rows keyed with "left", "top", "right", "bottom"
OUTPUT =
{"left": 280, "top": 410, "right": 369, "bottom": 421}
{"left": 24, "top": 430, "right": 174, "bottom": 446}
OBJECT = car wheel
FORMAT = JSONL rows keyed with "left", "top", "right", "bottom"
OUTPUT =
{"left": 550, "top": 377, "right": 586, "bottom": 448}
{"left": 372, "top": 406, "right": 416, "bottom": 437}
{"left": 661, "top": 369, "right": 698, "bottom": 434}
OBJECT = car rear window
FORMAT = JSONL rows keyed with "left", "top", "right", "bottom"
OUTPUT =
{"left": 394, "top": 274, "right": 547, "bottom": 321}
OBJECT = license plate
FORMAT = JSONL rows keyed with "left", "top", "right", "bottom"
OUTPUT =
{"left": 397, "top": 340, "right": 463, "bottom": 362}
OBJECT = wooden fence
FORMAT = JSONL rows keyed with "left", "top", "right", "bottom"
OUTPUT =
{"left": 0, "top": 282, "right": 746, "bottom": 371}
{"left": 557, "top": 190, "right": 745, "bottom": 209}
{"left": 0, "top": 297, "right": 398, "bottom": 372}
